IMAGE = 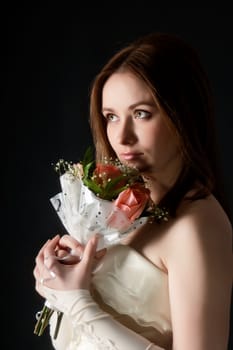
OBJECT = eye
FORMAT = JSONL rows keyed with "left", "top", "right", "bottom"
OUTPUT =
{"left": 134, "top": 110, "right": 151, "bottom": 119}
{"left": 104, "top": 113, "right": 119, "bottom": 122}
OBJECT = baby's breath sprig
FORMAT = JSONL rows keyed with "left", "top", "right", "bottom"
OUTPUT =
{"left": 53, "top": 159, "right": 73, "bottom": 176}
{"left": 151, "top": 205, "right": 169, "bottom": 223}
{"left": 53, "top": 159, "right": 84, "bottom": 179}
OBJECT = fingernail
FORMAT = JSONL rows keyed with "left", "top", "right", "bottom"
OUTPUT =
{"left": 50, "top": 270, "right": 56, "bottom": 279}
{"left": 52, "top": 234, "right": 60, "bottom": 240}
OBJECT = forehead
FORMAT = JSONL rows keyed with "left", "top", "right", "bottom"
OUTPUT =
{"left": 102, "top": 71, "right": 153, "bottom": 107}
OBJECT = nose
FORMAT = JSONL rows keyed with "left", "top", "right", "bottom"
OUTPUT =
{"left": 117, "top": 118, "right": 137, "bottom": 145}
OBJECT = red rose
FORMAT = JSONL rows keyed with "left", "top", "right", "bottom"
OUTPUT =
{"left": 93, "top": 163, "right": 127, "bottom": 189}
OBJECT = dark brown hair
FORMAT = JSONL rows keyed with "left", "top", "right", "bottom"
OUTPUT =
{"left": 89, "top": 32, "right": 228, "bottom": 218}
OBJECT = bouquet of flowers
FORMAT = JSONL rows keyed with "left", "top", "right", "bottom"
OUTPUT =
{"left": 34, "top": 146, "right": 169, "bottom": 338}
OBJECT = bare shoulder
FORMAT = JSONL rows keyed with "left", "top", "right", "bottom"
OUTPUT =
{"left": 160, "top": 196, "right": 232, "bottom": 350}
{"left": 164, "top": 194, "right": 233, "bottom": 271}
{"left": 177, "top": 194, "right": 232, "bottom": 230}
{"left": 176, "top": 194, "right": 232, "bottom": 241}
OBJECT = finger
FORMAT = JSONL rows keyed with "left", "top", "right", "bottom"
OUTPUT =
{"left": 43, "top": 235, "right": 60, "bottom": 257}
{"left": 34, "top": 262, "right": 55, "bottom": 292}
{"left": 55, "top": 248, "right": 81, "bottom": 265}
{"left": 33, "top": 265, "right": 40, "bottom": 280}
{"left": 59, "top": 235, "right": 85, "bottom": 256}
{"left": 35, "top": 238, "right": 51, "bottom": 263}
{"left": 35, "top": 236, "right": 60, "bottom": 280}
{"left": 55, "top": 248, "right": 70, "bottom": 259}
{"left": 81, "top": 234, "right": 99, "bottom": 269}
{"left": 36, "top": 235, "right": 60, "bottom": 266}
{"left": 95, "top": 247, "right": 107, "bottom": 260}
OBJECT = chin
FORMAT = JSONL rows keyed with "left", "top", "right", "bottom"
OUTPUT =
{"left": 123, "top": 160, "right": 149, "bottom": 172}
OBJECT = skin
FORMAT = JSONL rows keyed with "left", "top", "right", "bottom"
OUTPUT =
{"left": 102, "top": 71, "right": 183, "bottom": 204}
{"left": 34, "top": 71, "right": 233, "bottom": 350}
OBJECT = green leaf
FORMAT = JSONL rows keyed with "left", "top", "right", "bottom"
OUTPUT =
{"left": 82, "top": 146, "right": 94, "bottom": 167}
{"left": 83, "top": 178, "right": 103, "bottom": 195}
{"left": 83, "top": 161, "right": 95, "bottom": 178}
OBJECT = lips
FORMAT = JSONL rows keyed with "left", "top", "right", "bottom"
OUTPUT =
{"left": 120, "top": 152, "right": 143, "bottom": 161}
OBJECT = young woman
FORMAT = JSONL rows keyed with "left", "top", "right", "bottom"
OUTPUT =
{"left": 33, "top": 32, "right": 233, "bottom": 349}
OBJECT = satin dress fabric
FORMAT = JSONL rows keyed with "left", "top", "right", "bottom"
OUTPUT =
{"left": 49, "top": 244, "right": 172, "bottom": 349}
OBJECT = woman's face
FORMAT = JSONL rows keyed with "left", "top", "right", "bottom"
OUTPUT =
{"left": 102, "top": 71, "right": 182, "bottom": 183}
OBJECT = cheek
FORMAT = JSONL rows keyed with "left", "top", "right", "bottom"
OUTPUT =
{"left": 159, "top": 126, "right": 179, "bottom": 156}
{"left": 147, "top": 122, "right": 177, "bottom": 151}
{"left": 106, "top": 126, "right": 115, "bottom": 147}
{"left": 143, "top": 123, "right": 165, "bottom": 147}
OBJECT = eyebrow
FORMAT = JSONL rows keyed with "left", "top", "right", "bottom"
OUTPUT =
{"left": 102, "top": 100, "right": 156, "bottom": 113}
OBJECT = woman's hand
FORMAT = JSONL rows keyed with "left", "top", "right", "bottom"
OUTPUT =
{"left": 57, "top": 234, "right": 106, "bottom": 264}
{"left": 33, "top": 234, "right": 106, "bottom": 297}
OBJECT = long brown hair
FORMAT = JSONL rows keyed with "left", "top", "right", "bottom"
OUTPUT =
{"left": 89, "top": 32, "right": 229, "bottom": 218}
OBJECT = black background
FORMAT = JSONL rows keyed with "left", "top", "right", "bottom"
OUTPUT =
{"left": 5, "top": 5, "right": 233, "bottom": 349}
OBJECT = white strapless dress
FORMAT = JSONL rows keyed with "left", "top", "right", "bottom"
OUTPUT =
{"left": 49, "top": 244, "right": 172, "bottom": 350}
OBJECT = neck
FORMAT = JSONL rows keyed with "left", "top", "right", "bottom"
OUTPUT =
{"left": 142, "top": 157, "right": 183, "bottom": 204}
{"left": 143, "top": 177, "right": 169, "bottom": 204}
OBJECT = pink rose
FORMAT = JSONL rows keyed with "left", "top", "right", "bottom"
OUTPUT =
{"left": 107, "top": 184, "right": 150, "bottom": 229}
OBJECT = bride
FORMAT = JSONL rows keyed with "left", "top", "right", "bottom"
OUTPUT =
{"left": 33, "top": 32, "right": 233, "bottom": 350}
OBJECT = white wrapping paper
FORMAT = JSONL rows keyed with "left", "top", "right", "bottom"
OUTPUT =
{"left": 50, "top": 173, "right": 148, "bottom": 250}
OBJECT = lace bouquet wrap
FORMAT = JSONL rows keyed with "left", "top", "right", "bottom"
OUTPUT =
{"left": 50, "top": 171, "right": 149, "bottom": 250}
